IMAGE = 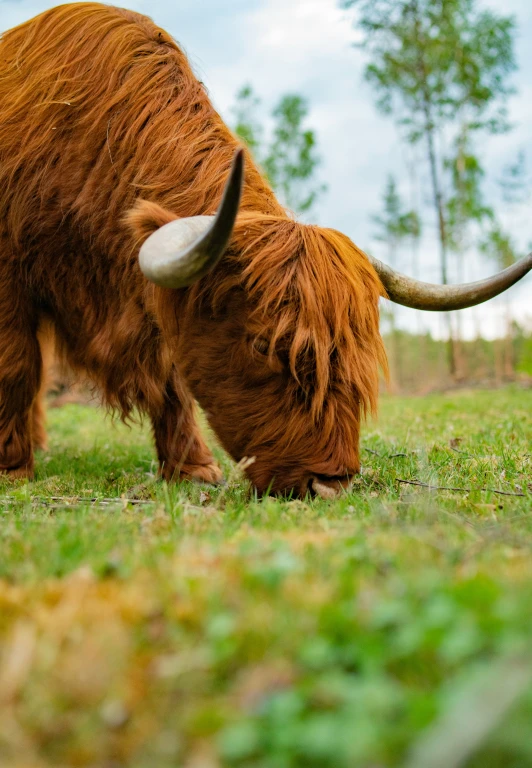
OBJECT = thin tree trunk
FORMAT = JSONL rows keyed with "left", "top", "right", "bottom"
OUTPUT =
{"left": 453, "top": 225, "right": 466, "bottom": 382}
{"left": 504, "top": 298, "right": 514, "bottom": 380}
{"left": 452, "top": 126, "right": 469, "bottom": 382}
{"left": 406, "top": 147, "right": 424, "bottom": 385}
{"left": 411, "top": 1, "right": 456, "bottom": 379}
{"left": 424, "top": 121, "right": 448, "bottom": 284}
{"left": 388, "top": 309, "right": 399, "bottom": 393}
{"left": 494, "top": 338, "right": 504, "bottom": 385}
{"left": 387, "top": 240, "right": 399, "bottom": 393}
{"left": 422, "top": 107, "right": 456, "bottom": 379}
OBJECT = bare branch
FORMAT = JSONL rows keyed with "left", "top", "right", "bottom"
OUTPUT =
{"left": 396, "top": 478, "right": 526, "bottom": 498}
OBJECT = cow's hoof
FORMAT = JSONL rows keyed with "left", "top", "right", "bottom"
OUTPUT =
{"left": 161, "top": 461, "right": 224, "bottom": 485}
{"left": 183, "top": 461, "right": 224, "bottom": 486}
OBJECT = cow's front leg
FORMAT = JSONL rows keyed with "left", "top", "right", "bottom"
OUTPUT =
{"left": 150, "top": 375, "right": 222, "bottom": 484}
{"left": 0, "top": 295, "right": 43, "bottom": 478}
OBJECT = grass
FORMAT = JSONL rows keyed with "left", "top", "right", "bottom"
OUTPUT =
{"left": 0, "top": 387, "right": 531, "bottom": 768}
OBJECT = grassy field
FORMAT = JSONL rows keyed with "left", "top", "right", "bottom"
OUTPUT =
{"left": 1, "top": 387, "right": 531, "bottom": 768}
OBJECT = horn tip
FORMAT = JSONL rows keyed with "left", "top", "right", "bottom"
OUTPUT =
{"left": 233, "top": 147, "right": 245, "bottom": 172}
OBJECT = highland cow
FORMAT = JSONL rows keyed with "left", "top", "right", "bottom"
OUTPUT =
{"left": 0, "top": 4, "right": 530, "bottom": 497}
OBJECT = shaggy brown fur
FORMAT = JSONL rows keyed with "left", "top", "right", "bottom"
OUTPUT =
{"left": 0, "top": 3, "right": 386, "bottom": 495}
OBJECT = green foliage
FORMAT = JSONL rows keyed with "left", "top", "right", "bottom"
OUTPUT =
{"left": 445, "top": 131, "right": 494, "bottom": 253}
{"left": 373, "top": 175, "right": 421, "bottom": 257}
{"left": 479, "top": 224, "right": 518, "bottom": 271}
{"left": 341, "top": 0, "right": 516, "bottom": 141}
{"left": 0, "top": 390, "right": 531, "bottom": 767}
{"left": 371, "top": 177, "right": 422, "bottom": 390}
{"left": 232, "top": 84, "right": 326, "bottom": 214}
{"left": 232, "top": 84, "right": 263, "bottom": 155}
{"left": 263, "top": 95, "right": 326, "bottom": 214}
{"left": 498, "top": 150, "right": 531, "bottom": 206}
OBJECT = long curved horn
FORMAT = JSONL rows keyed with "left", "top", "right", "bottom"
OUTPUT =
{"left": 368, "top": 252, "right": 532, "bottom": 311}
{"left": 139, "top": 149, "right": 244, "bottom": 288}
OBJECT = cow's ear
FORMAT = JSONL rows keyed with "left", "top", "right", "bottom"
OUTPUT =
{"left": 124, "top": 199, "right": 177, "bottom": 244}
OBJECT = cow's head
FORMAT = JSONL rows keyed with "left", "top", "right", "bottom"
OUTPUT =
{"left": 128, "top": 150, "right": 532, "bottom": 498}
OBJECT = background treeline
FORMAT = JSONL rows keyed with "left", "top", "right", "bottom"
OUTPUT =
{"left": 380, "top": 323, "right": 532, "bottom": 394}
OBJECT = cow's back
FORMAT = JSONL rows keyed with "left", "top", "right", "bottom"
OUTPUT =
{"left": 0, "top": 2, "right": 280, "bottom": 263}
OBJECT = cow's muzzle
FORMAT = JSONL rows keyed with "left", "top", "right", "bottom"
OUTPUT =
{"left": 309, "top": 473, "right": 352, "bottom": 500}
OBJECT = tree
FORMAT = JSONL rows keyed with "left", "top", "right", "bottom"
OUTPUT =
{"left": 497, "top": 151, "right": 531, "bottom": 252}
{"left": 480, "top": 225, "right": 518, "bottom": 272}
{"left": 232, "top": 84, "right": 263, "bottom": 156}
{"left": 372, "top": 175, "right": 421, "bottom": 255}
{"left": 372, "top": 176, "right": 421, "bottom": 391}
{"left": 263, "top": 95, "right": 326, "bottom": 214}
{"left": 481, "top": 152, "right": 531, "bottom": 379}
{"left": 341, "top": 0, "right": 516, "bottom": 375}
{"left": 498, "top": 150, "right": 530, "bottom": 207}
{"left": 480, "top": 224, "right": 520, "bottom": 380}
{"left": 231, "top": 85, "right": 326, "bottom": 216}
{"left": 445, "top": 131, "right": 493, "bottom": 256}
{"left": 443, "top": 130, "right": 495, "bottom": 378}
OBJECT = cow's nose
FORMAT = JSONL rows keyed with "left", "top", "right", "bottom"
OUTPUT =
{"left": 310, "top": 474, "right": 352, "bottom": 500}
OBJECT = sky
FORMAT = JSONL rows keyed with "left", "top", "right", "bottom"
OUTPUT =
{"left": 1, "top": 0, "right": 531, "bottom": 338}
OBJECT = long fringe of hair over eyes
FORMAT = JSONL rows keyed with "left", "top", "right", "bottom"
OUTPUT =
{"left": 188, "top": 213, "right": 387, "bottom": 422}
